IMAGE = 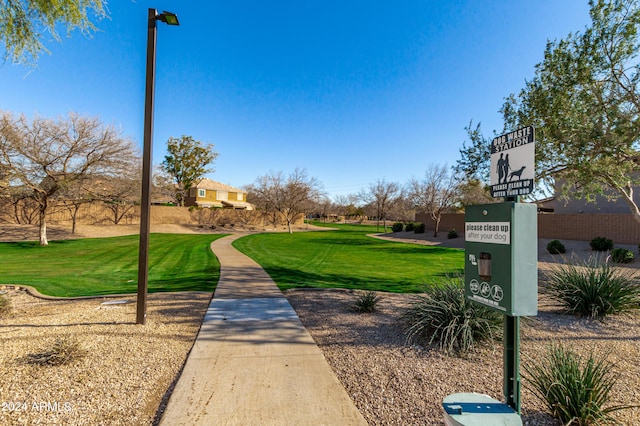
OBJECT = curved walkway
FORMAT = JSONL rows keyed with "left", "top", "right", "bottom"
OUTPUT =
{"left": 159, "top": 234, "right": 367, "bottom": 425}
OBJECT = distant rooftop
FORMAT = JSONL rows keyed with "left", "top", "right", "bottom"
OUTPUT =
{"left": 194, "top": 178, "right": 245, "bottom": 193}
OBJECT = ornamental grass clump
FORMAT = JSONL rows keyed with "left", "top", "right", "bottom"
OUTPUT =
{"left": 354, "top": 290, "right": 380, "bottom": 313}
{"left": 545, "top": 256, "right": 640, "bottom": 320}
{"left": 21, "top": 336, "right": 86, "bottom": 366}
{"left": 524, "top": 344, "right": 631, "bottom": 425}
{"left": 402, "top": 277, "right": 502, "bottom": 355}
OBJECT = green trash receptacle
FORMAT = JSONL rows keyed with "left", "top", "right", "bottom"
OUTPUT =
{"left": 443, "top": 393, "right": 522, "bottom": 426}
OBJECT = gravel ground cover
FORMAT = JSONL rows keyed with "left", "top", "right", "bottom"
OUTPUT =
{"left": 0, "top": 289, "right": 211, "bottom": 426}
{"left": 286, "top": 288, "right": 640, "bottom": 425}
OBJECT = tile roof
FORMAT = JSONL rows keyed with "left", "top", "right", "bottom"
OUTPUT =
{"left": 194, "top": 178, "right": 245, "bottom": 193}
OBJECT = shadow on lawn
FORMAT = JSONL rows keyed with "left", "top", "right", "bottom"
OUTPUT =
{"left": 149, "top": 277, "right": 217, "bottom": 293}
{"left": 264, "top": 266, "right": 439, "bottom": 293}
{"left": 313, "top": 237, "right": 382, "bottom": 246}
{"left": 374, "top": 245, "right": 464, "bottom": 255}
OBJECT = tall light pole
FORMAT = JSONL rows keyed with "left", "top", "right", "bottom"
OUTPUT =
{"left": 137, "top": 9, "right": 180, "bottom": 325}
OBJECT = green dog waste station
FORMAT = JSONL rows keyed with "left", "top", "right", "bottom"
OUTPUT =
{"left": 464, "top": 202, "right": 537, "bottom": 317}
{"left": 442, "top": 201, "right": 537, "bottom": 425}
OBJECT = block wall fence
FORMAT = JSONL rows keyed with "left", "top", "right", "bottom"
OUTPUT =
{"left": 415, "top": 212, "right": 640, "bottom": 244}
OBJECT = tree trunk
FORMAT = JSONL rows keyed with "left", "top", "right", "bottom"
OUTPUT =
{"left": 39, "top": 206, "right": 48, "bottom": 246}
{"left": 433, "top": 216, "right": 441, "bottom": 238}
{"left": 618, "top": 182, "right": 640, "bottom": 225}
{"left": 71, "top": 204, "right": 80, "bottom": 234}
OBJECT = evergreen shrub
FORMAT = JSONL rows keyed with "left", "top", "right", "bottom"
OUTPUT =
{"left": 590, "top": 237, "right": 614, "bottom": 252}
{"left": 391, "top": 222, "right": 404, "bottom": 233}
{"left": 547, "top": 239, "right": 566, "bottom": 254}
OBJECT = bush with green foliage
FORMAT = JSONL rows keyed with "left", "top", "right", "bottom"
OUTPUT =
{"left": 524, "top": 344, "right": 630, "bottom": 425}
{"left": 590, "top": 237, "right": 614, "bottom": 252}
{"left": 402, "top": 277, "right": 502, "bottom": 355}
{"left": 354, "top": 290, "right": 380, "bottom": 313}
{"left": 545, "top": 257, "right": 640, "bottom": 319}
{"left": 391, "top": 222, "right": 404, "bottom": 233}
{"left": 447, "top": 229, "right": 458, "bottom": 239}
{"left": 414, "top": 222, "right": 425, "bottom": 234}
{"left": 405, "top": 222, "right": 415, "bottom": 232}
{"left": 546, "top": 239, "right": 566, "bottom": 254}
{"left": 611, "top": 248, "right": 633, "bottom": 264}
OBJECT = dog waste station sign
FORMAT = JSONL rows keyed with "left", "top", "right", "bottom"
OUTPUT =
{"left": 490, "top": 126, "right": 534, "bottom": 198}
{"left": 444, "top": 126, "right": 537, "bottom": 424}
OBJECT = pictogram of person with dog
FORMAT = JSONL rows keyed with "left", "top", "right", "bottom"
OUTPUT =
{"left": 497, "top": 153, "right": 527, "bottom": 184}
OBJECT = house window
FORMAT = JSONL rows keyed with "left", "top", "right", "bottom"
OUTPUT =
{"left": 217, "top": 191, "right": 228, "bottom": 201}
{"left": 237, "top": 193, "right": 243, "bottom": 201}
{"left": 198, "top": 189, "right": 206, "bottom": 198}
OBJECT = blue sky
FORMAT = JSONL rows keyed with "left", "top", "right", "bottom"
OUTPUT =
{"left": 0, "top": 1, "right": 591, "bottom": 199}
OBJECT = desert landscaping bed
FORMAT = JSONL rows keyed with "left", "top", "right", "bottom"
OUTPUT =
{"left": 286, "top": 288, "right": 640, "bottom": 425}
{"left": 0, "top": 288, "right": 211, "bottom": 425}
{"left": 1, "top": 224, "right": 639, "bottom": 425}
{"left": 2, "top": 286, "right": 638, "bottom": 425}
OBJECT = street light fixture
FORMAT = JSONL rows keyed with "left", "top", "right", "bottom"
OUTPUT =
{"left": 157, "top": 11, "right": 180, "bottom": 26}
{"left": 137, "top": 8, "right": 180, "bottom": 325}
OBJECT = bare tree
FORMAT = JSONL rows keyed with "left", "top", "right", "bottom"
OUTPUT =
{"left": 245, "top": 183, "right": 276, "bottom": 228}
{"left": 248, "top": 168, "right": 323, "bottom": 233}
{"left": 307, "top": 194, "right": 333, "bottom": 224}
{"left": 386, "top": 189, "right": 416, "bottom": 223}
{"left": 408, "top": 164, "right": 458, "bottom": 237}
{"left": 454, "top": 179, "right": 493, "bottom": 210}
{"left": 333, "top": 194, "right": 363, "bottom": 223}
{"left": 56, "top": 179, "right": 96, "bottom": 233}
{"left": 5, "top": 187, "right": 38, "bottom": 224}
{"left": 0, "top": 111, "right": 138, "bottom": 245}
{"left": 361, "top": 179, "right": 400, "bottom": 232}
{"left": 91, "top": 176, "right": 140, "bottom": 225}
{"left": 152, "top": 166, "right": 178, "bottom": 205}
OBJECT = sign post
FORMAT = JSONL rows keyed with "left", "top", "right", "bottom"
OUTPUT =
{"left": 464, "top": 126, "right": 537, "bottom": 413}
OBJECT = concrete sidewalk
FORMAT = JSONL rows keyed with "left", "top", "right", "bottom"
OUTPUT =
{"left": 159, "top": 234, "right": 367, "bottom": 425}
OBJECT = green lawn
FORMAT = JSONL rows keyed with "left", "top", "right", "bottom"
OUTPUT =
{"left": 0, "top": 234, "right": 225, "bottom": 297}
{"left": 232, "top": 223, "right": 464, "bottom": 293}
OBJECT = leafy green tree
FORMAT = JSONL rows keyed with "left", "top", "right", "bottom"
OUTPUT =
{"left": 161, "top": 136, "right": 218, "bottom": 207}
{"left": 1, "top": 1, "right": 106, "bottom": 65}
{"left": 458, "top": 0, "right": 640, "bottom": 222}
{"left": 507, "top": 0, "right": 640, "bottom": 220}
{"left": 454, "top": 120, "right": 492, "bottom": 183}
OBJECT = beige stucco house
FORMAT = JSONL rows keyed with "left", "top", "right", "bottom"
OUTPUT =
{"left": 184, "top": 178, "right": 253, "bottom": 210}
